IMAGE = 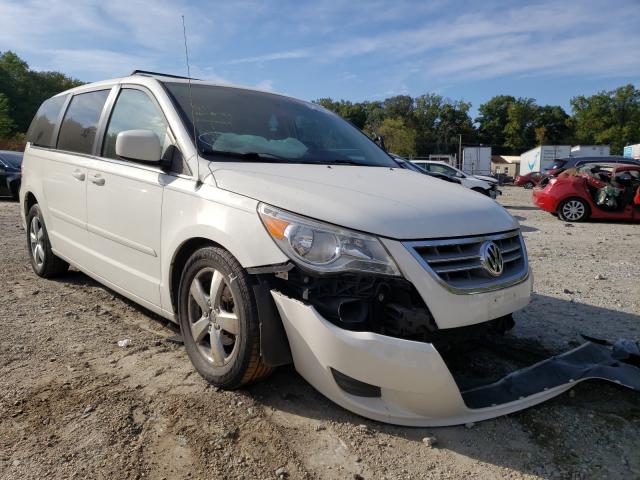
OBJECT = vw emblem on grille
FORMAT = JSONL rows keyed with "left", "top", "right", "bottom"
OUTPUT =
{"left": 480, "top": 241, "right": 504, "bottom": 277}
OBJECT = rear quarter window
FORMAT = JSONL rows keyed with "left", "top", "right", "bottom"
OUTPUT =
{"left": 57, "top": 90, "right": 110, "bottom": 155}
{"left": 26, "top": 95, "right": 68, "bottom": 148}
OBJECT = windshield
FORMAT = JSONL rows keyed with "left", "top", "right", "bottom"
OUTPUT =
{"left": 163, "top": 82, "right": 396, "bottom": 167}
{"left": 0, "top": 152, "right": 23, "bottom": 168}
{"left": 547, "top": 159, "right": 567, "bottom": 171}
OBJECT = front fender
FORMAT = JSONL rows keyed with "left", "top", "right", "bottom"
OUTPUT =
{"left": 159, "top": 180, "right": 288, "bottom": 313}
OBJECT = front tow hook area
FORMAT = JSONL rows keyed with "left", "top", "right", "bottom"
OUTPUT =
{"left": 462, "top": 337, "right": 640, "bottom": 409}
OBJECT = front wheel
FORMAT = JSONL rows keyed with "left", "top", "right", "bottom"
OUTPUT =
{"left": 177, "top": 246, "right": 272, "bottom": 389}
{"left": 523, "top": 182, "right": 534, "bottom": 189}
{"left": 558, "top": 198, "right": 590, "bottom": 222}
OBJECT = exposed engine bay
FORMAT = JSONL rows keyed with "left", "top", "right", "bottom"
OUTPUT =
{"left": 265, "top": 265, "right": 514, "bottom": 351}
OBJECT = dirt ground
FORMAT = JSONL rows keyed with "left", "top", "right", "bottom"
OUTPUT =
{"left": 1, "top": 186, "right": 639, "bottom": 480}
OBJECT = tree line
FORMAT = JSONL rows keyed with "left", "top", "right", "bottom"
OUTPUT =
{"left": 0, "top": 51, "right": 83, "bottom": 149}
{"left": 316, "top": 86, "right": 640, "bottom": 158}
{"left": 1, "top": 50, "right": 639, "bottom": 157}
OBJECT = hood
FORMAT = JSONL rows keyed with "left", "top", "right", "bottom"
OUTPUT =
{"left": 211, "top": 163, "right": 518, "bottom": 239}
{"left": 474, "top": 175, "right": 498, "bottom": 184}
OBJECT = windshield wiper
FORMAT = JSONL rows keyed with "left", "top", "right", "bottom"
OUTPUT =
{"left": 200, "top": 149, "right": 294, "bottom": 163}
{"left": 307, "top": 159, "right": 366, "bottom": 166}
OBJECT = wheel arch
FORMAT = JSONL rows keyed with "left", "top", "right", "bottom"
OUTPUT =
{"left": 168, "top": 235, "right": 292, "bottom": 367}
{"left": 24, "top": 191, "right": 38, "bottom": 217}
{"left": 169, "top": 237, "right": 221, "bottom": 314}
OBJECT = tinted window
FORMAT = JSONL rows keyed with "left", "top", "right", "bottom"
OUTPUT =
{"left": 164, "top": 82, "right": 396, "bottom": 167}
{"left": 57, "top": 90, "right": 110, "bottom": 154}
{"left": 103, "top": 89, "right": 169, "bottom": 159}
{"left": 26, "top": 95, "right": 68, "bottom": 148}
{"left": 0, "top": 152, "right": 23, "bottom": 168}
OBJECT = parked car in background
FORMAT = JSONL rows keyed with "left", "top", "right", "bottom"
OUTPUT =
{"left": 412, "top": 160, "right": 500, "bottom": 198}
{"left": 515, "top": 171, "right": 543, "bottom": 189}
{"left": 533, "top": 163, "right": 640, "bottom": 222}
{"left": 390, "top": 154, "right": 462, "bottom": 184}
{"left": 544, "top": 156, "right": 640, "bottom": 177}
{"left": 20, "top": 71, "right": 535, "bottom": 426}
{"left": 0, "top": 150, "right": 23, "bottom": 200}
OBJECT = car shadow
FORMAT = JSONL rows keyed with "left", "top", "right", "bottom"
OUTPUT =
{"left": 503, "top": 205, "right": 540, "bottom": 211}
{"left": 512, "top": 215, "right": 539, "bottom": 233}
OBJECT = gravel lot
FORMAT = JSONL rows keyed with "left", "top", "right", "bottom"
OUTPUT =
{"left": 1, "top": 186, "right": 639, "bottom": 480}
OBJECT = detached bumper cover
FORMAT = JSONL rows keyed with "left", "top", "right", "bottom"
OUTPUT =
{"left": 272, "top": 291, "right": 640, "bottom": 426}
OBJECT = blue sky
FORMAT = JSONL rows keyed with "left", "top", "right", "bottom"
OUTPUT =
{"left": 1, "top": 0, "right": 638, "bottom": 118}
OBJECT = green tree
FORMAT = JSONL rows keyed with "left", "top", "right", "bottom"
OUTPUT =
{"left": 377, "top": 117, "right": 416, "bottom": 157}
{"left": 504, "top": 98, "right": 538, "bottom": 150}
{"left": 0, "top": 50, "right": 83, "bottom": 134}
{"left": 534, "top": 105, "right": 573, "bottom": 145}
{"left": 476, "top": 95, "right": 516, "bottom": 147}
{"left": 314, "top": 98, "right": 368, "bottom": 129}
{"left": 571, "top": 84, "right": 640, "bottom": 155}
{"left": 0, "top": 93, "right": 15, "bottom": 137}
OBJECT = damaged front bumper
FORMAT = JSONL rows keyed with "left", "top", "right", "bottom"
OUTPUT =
{"left": 272, "top": 290, "right": 640, "bottom": 427}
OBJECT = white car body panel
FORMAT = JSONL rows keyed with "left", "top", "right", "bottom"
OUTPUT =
{"left": 211, "top": 163, "right": 516, "bottom": 239}
{"left": 272, "top": 291, "right": 570, "bottom": 427}
{"left": 85, "top": 158, "right": 164, "bottom": 306}
{"left": 158, "top": 179, "right": 288, "bottom": 313}
{"left": 38, "top": 150, "right": 91, "bottom": 265}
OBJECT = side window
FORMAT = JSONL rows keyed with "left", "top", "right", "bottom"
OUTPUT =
{"left": 26, "top": 95, "right": 68, "bottom": 148}
{"left": 429, "top": 164, "right": 447, "bottom": 174}
{"left": 102, "top": 89, "right": 169, "bottom": 160}
{"left": 57, "top": 90, "right": 110, "bottom": 154}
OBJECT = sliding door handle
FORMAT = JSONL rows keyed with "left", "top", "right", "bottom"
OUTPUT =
{"left": 89, "top": 174, "right": 105, "bottom": 186}
{"left": 71, "top": 170, "right": 85, "bottom": 181}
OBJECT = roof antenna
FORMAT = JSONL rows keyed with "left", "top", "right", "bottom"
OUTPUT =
{"left": 182, "top": 15, "right": 201, "bottom": 188}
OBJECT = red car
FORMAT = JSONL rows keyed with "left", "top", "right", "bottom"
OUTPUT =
{"left": 533, "top": 163, "right": 640, "bottom": 222}
{"left": 515, "top": 171, "right": 542, "bottom": 189}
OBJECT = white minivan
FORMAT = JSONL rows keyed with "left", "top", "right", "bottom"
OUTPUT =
{"left": 21, "top": 71, "right": 535, "bottom": 426}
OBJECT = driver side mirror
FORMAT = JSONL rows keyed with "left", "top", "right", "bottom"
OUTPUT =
{"left": 116, "top": 129, "right": 162, "bottom": 163}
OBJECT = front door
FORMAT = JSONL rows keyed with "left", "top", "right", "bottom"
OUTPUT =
{"left": 85, "top": 87, "right": 173, "bottom": 307}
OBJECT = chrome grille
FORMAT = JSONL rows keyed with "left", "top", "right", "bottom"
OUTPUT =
{"left": 404, "top": 230, "right": 528, "bottom": 294}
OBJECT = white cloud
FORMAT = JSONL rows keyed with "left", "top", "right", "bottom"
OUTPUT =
{"left": 225, "top": 49, "right": 310, "bottom": 65}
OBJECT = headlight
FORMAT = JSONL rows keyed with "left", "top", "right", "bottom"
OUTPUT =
{"left": 258, "top": 203, "right": 400, "bottom": 276}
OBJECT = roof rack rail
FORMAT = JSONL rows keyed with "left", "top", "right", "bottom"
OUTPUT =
{"left": 130, "top": 70, "right": 200, "bottom": 80}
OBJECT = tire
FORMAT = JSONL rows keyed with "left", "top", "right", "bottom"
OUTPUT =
{"left": 177, "top": 246, "right": 272, "bottom": 389}
{"left": 26, "top": 204, "right": 69, "bottom": 278}
{"left": 557, "top": 198, "right": 590, "bottom": 222}
{"left": 523, "top": 182, "right": 534, "bottom": 189}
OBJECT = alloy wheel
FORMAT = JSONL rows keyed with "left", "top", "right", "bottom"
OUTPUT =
{"left": 30, "top": 216, "right": 45, "bottom": 269}
{"left": 187, "top": 267, "right": 240, "bottom": 367}
{"left": 561, "top": 200, "right": 586, "bottom": 221}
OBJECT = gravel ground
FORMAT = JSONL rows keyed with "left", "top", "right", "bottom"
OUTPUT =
{"left": 1, "top": 186, "right": 639, "bottom": 480}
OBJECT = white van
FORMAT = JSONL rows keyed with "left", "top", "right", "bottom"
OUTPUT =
{"left": 21, "top": 71, "right": 533, "bottom": 426}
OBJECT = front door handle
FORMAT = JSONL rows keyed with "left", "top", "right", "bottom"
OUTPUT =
{"left": 71, "top": 170, "right": 85, "bottom": 181}
{"left": 89, "top": 174, "right": 105, "bottom": 186}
